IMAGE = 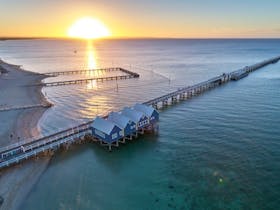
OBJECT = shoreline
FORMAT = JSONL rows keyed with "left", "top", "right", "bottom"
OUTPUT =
{"left": 0, "top": 59, "right": 52, "bottom": 210}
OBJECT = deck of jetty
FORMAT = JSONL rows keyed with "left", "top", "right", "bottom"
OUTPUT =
{"left": 0, "top": 56, "right": 279, "bottom": 170}
{"left": 0, "top": 103, "right": 52, "bottom": 112}
{"left": 40, "top": 67, "right": 139, "bottom": 87}
{"left": 43, "top": 67, "right": 121, "bottom": 77}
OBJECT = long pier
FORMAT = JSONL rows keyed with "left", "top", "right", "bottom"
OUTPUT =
{"left": 39, "top": 68, "right": 140, "bottom": 87}
{"left": 144, "top": 56, "right": 280, "bottom": 108}
{"left": 0, "top": 56, "right": 279, "bottom": 170}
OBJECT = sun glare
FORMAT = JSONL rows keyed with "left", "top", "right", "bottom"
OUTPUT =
{"left": 68, "top": 17, "right": 110, "bottom": 39}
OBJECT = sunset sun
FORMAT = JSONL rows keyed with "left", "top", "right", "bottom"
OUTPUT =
{"left": 68, "top": 17, "right": 110, "bottom": 39}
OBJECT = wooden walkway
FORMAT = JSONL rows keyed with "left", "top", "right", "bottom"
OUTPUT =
{"left": 38, "top": 68, "right": 140, "bottom": 87}
{"left": 42, "top": 67, "right": 139, "bottom": 77}
{"left": 145, "top": 56, "right": 280, "bottom": 108}
{"left": 42, "top": 74, "right": 139, "bottom": 87}
{"left": 144, "top": 74, "right": 229, "bottom": 107}
{"left": 0, "top": 56, "right": 279, "bottom": 170}
{"left": 0, "top": 103, "right": 52, "bottom": 112}
{"left": 0, "top": 123, "right": 92, "bottom": 169}
{"left": 43, "top": 67, "right": 121, "bottom": 77}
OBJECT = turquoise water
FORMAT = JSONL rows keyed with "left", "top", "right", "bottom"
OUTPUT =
{"left": 0, "top": 39, "right": 280, "bottom": 209}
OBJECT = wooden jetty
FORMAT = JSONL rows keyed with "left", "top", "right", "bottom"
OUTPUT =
{"left": 38, "top": 68, "right": 140, "bottom": 87}
{"left": 0, "top": 56, "right": 279, "bottom": 170}
{"left": 0, "top": 103, "right": 52, "bottom": 112}
{"left": 144, "top": 74, "right": 230, "bottom": 108}
{"left": 43, "top": 67, "right": 121, "bottom": 77}
{"left": 144, "top": 56, "right": 280, "bottom": 108}
{"left": 0, "top": 123, "right": 92, "bottom": 169}
{"left": 42, "top": 74, "right": 139, "bottom": 87}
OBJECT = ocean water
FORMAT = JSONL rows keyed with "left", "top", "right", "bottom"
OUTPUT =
{"left": 0, "top": 39, "right": 280, "bottom": 209}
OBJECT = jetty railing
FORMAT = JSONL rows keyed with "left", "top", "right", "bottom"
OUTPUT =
{"left": 38, "top": 68, "right": 140, "bottom": 87}
{"left": 0, "top": 122, "right": 92, "bottom": 168}
{"left": 43, "top": 67, "right": 121, "bottom": 77}
{"left": 144, "top": 56, "right": 280, "bottom": 108}
{"left": 42, "top": 75, "right": 139, "bottom": 87}
{"left": 0, "top": 56, "right": 279, "bottom": 170}
{"left": 0, "top": 103, "right": 52, "bottom": 112}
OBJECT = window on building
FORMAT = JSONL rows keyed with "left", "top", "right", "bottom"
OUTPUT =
{"left": 112, "top": 133, "right": 118, "bottom": 139}
{"left": 119, "top": 130, "right": 124, "bottom": 136}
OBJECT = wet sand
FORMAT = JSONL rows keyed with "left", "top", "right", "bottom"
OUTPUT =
{"left": 0, "top": 60, "right": 51, "bottom": 210}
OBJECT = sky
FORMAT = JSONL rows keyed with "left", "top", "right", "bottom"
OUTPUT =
{"left": 0, "top": 0, "right": 280, "bottom": 38}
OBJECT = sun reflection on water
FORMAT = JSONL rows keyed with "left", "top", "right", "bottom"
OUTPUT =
{"left": 87, "top": 40, "right": 97, "bottom": 70}
{"left": 86, "top": 40, "right": 99, "bottom": 89}
{"left": 86, "top": 80, "right": 98, "bottom": 90}
{"left": 78, "top": 94, "right": 113, "bottom": 119}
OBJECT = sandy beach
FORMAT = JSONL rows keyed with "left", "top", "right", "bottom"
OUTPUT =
{"left": 0, "top": 60, "right": 51, "bottom": 210}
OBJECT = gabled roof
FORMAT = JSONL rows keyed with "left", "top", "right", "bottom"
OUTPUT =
{"left": 92, "top": 117, "right": 119, "bottom": 135}
{"left": 108, "top": 112, "right": 131, "bottom": 129}
{"left": 121, "top": 107, "right": 144, "bottom": 122}
{"left": 133, "top": 103, "right": 156, "bottom": 117}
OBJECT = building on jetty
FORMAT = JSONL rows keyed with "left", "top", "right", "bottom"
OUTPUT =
{"left": 91, "top": 117, "right": 123, "bottom": 149}
{"left": 91, "top": 104, "right": 159, "bottom": 150}
{"left": 230, "top": 69, "right": 249, "bottom": 81}
{"left": 121, "top": 107, "right": 150, "bottom": 130}
{"left": 108, "top": 112, "right": 137, "bottom": 140}
{"left": 133, "top": 103, "right": 159, "bottom": 124}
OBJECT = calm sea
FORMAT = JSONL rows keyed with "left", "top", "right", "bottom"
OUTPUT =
{"left": 0, "top": 39, "right": 279, "bottom": 210}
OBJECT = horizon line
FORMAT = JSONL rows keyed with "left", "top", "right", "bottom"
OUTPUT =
{"left": 1, "top": 36, "right": 280, "bottom": 41}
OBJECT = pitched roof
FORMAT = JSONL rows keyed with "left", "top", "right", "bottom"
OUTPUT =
{"left": 121, "top": 107, "right": 144, "bottom": 122}
{"left": 92, "top": 117, "right": 119, "bottom": 135}
{"left": 133, "top": 103, "right": 155, "bottom": 117}
{"left": 108, "top": 112, "right": 130, "bottom": 129}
